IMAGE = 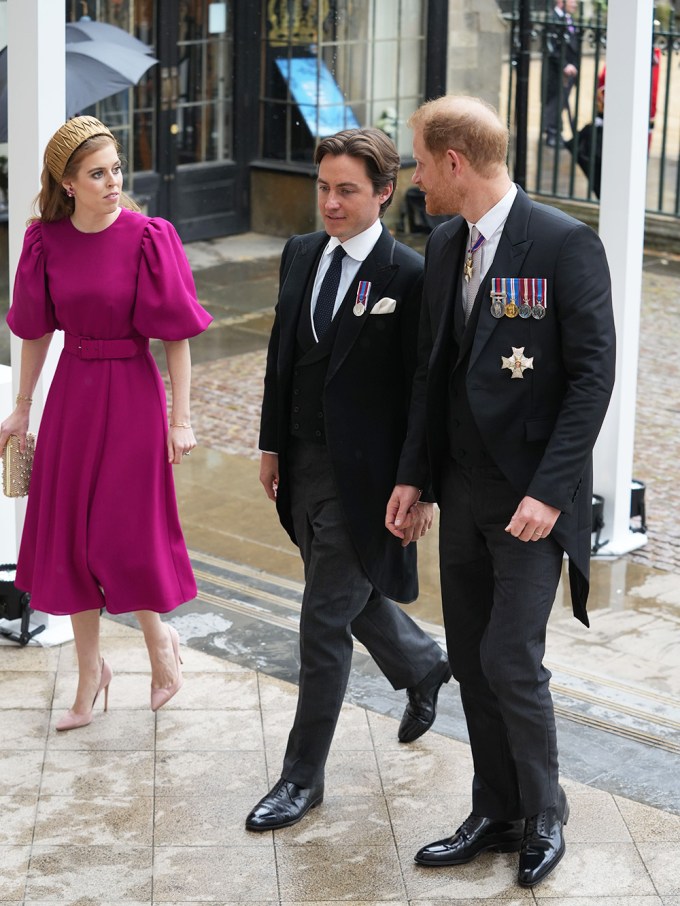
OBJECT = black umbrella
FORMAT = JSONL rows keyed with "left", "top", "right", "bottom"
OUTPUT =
{"left": 0, "top": 31, "right": 157, "bottom": 142}
{"left": 64, "top": 20, "right": 152, "bottom": 55}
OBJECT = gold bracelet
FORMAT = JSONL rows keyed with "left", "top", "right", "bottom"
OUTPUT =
{"left": 16, "top": 394, "right": 33, "bottom": 405}
{"left": 170, "top": 422, "right": 192, "bottom": 428}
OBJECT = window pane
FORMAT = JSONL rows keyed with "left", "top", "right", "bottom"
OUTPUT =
{"left": 179, "top": 44, "right": 203, "bottom": 107}
{"left": 261, "top": 0, "right": 425, "bottom": 164}
{"left": 373, "top": 41, "right": 398, "bottom": 102}
{"left": 176, "top": 1, "right": 233, "bottom": 164}
{"left": 398, "top": 39, "right": 423, "bottom": 97}
{"left": 329, "top": 0, "right": 368, "bottom": 42}
{"left": 375, "top": 0, "right": 399, "bottom": 39}
{"left": 133, "top": 110, "right": 154, "bottom": 172}
{"left": 400, "top": 0, "right": 425, "bottom": 39}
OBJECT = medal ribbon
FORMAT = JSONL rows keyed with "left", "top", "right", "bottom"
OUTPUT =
{"left": 468, "top": 231, "right": 485, "bottom": 257}
{"left": 491, "top": 277, "right": 547, "bottom": 317}
{"left": 490, "top": 278, "right": 506, "bottom": 300}
{"left": 536, "top": 278, "right": 546, "bottom": 312}
{"left": 356, "top": 280, "right": 370, "bottom": 312}
{"left": 465, "top": 229, "right": 486, "bottom": 285}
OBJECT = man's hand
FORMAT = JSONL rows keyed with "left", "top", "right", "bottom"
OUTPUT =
{"left": 259, "top": 452, "right": 279, "bottom": 501}
{"left": 505, "top": 495, "right": 560, "bottom": 543}
{"left": 399, "top": 501, "right": 435, "bottom": 547}
{"left": 385, "top": 484, "right": 422, "bottom": 542}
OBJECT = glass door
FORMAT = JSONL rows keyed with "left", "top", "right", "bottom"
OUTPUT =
{"left": 156, "top": 0, "right": 250, "bottom": 239}
{"left": 69, "top": 0, "right": 252, "bottom": 239}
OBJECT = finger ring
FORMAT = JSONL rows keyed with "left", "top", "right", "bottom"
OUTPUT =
{"left": 183, "top": 451, "right": 191, "bottom": 456}
{"left": 533, "top": 531, "right": 542, "bottom": 537}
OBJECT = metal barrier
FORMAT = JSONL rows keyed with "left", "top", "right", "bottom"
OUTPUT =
{"left": 500, "top": 1, "right": 680, "bottom": 219}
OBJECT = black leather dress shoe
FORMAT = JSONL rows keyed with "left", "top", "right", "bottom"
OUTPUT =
{"left": 518, "top": 786, "right": 569, "bottom": 887}
{"left": 414, "top": 814, "right": 524, "bottom": 866}
{"left": 245, "top": 778, "right": 324, "bottom": 831}
{"left": 398, "top": 656, "right": 452, "bottom": 743}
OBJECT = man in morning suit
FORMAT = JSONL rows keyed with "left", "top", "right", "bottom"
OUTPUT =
{"left": 386, "top": 97, "right": 615, "bottom": 887}
{"left": 246, "top": 128, "right": 451, "bottom": 832}
{"left": 543, "top": 0, "right": 580, "bottom": 147}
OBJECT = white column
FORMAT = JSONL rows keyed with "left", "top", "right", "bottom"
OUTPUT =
{"left": 593, "top": 0, "right": 653, "bottom": 557}
{"left": 0, "top": 366, "right": 18, "bottom": 560}
{"left": 3, "top": 0, "right": 72, "bottom": 643}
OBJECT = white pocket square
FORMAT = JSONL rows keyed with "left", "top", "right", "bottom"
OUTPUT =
{"left": 370, "top": 297, "right": 397, "bottom": 315}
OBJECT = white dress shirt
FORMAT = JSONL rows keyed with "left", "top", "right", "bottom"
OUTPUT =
{"left": 462, "top": 183, "right": 518, "bottom": 300}
{"left": 310, "top": 218, "right": 383, "bottom": 341}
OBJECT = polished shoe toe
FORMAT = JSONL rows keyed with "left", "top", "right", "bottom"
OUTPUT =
{"left": 518, "top": 786, "right": 569, "bottom": 887}
{"left": 245, "top": 778, "right": 324, "bottom": 831}
{"left": 398, "top": 656, "right": 452, "bottom": 743}
{"left": 414, "top": 814, "right": 524, "bottom": 866}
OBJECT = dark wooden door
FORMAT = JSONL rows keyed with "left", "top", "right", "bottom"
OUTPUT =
{"left": 154, "top": 0, "right": 258, "bottom": 241}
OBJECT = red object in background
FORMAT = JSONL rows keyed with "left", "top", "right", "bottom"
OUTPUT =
{"left": 598, "top": 47, "right": 661, "bottom": 150}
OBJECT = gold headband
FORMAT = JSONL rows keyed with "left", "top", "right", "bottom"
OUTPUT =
{"left": 44, "top": 116, "right": 116, "bottom": 182}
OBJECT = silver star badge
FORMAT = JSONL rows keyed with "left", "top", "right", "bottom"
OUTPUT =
{"left": 501, "top": 346, "right": 534, "bottom": 379}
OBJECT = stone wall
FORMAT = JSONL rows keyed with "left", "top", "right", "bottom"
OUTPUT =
{"left": 447, "top": 0, "right": 508, "bottom": 109}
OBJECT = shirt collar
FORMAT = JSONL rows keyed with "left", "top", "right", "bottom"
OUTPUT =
{"left": 324, "top": 218, "right": 383, "bottom": 262}
{"left": 467, "top": 183, "right": 517, "bottom": 244}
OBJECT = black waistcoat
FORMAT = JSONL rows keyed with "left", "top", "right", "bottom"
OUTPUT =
{"left": 289, "top": 259, "right": 346, "bottom": 444}
{"left": 447, "top": 274, "right": 494, "bottom": 466}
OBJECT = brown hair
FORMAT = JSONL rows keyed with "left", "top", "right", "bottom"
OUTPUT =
{"left": 408, "top": 96, "right": 509, "bottom": 177}
{"left": 32, "top": 131, "right": 140, "bottom": 223}
{"left": 314, "top": 127, "right": 400, "bottom": 215}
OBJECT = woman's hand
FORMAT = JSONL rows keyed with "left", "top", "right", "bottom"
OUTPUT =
{"left": 0, "top": 408, "right": 31, "bottom": 456}
{"left": 1, "top": 335, "right": 52, "bottom": 456}
{"left": 162, "top": 340, "right": 195, "bottom": 466}
{"left": 167, "top": 424, "right": 196, "bottom": 465}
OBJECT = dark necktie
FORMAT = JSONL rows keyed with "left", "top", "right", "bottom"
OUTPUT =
{"left": 313, "top": 245, "right": 346, "bottom": 339}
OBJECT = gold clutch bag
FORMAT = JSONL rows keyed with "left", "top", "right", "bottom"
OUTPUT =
{"left": 2, "top": 434, "right": 36, "bottom": 498}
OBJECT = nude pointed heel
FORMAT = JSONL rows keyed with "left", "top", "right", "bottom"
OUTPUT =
{"left": 150, "top": 625, "right": 184, "bottom": 712}
{"left": 56, "top": 658, "right": 113, "bottom": 731}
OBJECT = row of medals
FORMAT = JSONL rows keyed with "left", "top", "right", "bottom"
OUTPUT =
{"left": 490, "top": 279, "right": 546, "bottom": 320}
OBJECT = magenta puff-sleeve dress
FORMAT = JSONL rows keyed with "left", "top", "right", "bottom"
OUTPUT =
{"left": 6, "top": 208, "right": 212, "bottom": 616}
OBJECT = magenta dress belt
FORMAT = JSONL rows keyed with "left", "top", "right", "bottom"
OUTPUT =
{"left": 63, "top": 333, "right": 149, "bottom": 359}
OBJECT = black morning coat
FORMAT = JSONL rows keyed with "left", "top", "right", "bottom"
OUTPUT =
{"left": 259, "top": 224, "right": 426, "bottom": 604}
{"left": 397, "top": 186, "right": 616, "bottom": 626}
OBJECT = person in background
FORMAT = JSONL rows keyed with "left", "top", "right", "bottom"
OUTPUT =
{"left": 597, "top": 46, "right": 661, "bottom": 152}
{"left": 0, "top": 116, "right": 212, "bottom": 730}
{"left": 568, "top": 45, "right": 661, "bottom": 198}
{"left": 387, "top": 95, "right": 615, "bottom": 888}
{"left": 247, "top": 127, "right": 451, "bottom": 832}
{"left": 543, "top": 0, "right": 580, "bottom": 148}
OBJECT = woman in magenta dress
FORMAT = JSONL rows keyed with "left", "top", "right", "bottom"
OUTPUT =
{"left": 0, "top": 117, "right": 212, "bottom": 730}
